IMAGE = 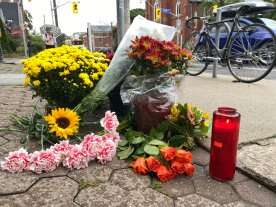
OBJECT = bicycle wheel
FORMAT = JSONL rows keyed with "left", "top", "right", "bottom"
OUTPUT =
{"left": 185, "top": 34, "right": 210, "bottom": 76}
{"left": 227, "top": 23, "right": 276, "bottom": 83}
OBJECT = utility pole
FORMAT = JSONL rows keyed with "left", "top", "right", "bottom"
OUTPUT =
{"left": 116, "top": 0, "right": 130, "bottom": 42}
{"left": 18, "top": 0, "right": 28, "bottom": 57}
{"left": 52, "top": 0, "right": 59, "bottom": 27}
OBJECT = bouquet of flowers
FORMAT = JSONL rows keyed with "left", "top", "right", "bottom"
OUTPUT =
{"left": 22, "top": 45, "right": 109, "bottom": 108}
{"left": 128, "top": 36, "right": 192, "bottom": 75}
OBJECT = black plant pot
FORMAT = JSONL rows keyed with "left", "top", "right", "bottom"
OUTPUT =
{"left": 108, "top": 80, "right": 129, "bottom": 117}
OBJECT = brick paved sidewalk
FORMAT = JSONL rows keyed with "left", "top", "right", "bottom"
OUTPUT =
{"left": 0, "top": 86, "right": 276, "bottom": 207}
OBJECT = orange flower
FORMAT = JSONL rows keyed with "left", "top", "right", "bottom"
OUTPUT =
{"left": 171, "top": 160, "right": 186, "bottom": 174}
{"left": 156, "top": 165, "right": 176, "bottom": 182}
{"left": 181, "top": 48, "right": 193, "bottom": 60}
{"left": 175, "top": 149, "right": 192, "bottom": 163}
{"left": 130, "top": 157, "right": 149, "bottom": 175}
{"left": 184, "top": 163, "right": 195, "bottom": 176}
{"left": 145, "top": 156, "right": 161, "bottom": 172}
{"left": 160, "top": 147, "right": 177, "bottom": 161}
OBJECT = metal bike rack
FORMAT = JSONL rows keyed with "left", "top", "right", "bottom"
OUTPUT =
{"left": 212, "top": 0, "right": 274, "bottom": 78}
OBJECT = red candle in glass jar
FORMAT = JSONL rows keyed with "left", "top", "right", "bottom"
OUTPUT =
{"left": 209, "top": 107, "right": 241, "bottom": 181}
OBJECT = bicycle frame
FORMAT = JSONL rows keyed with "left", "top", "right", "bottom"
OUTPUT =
{"left": 197, "top": 14, "right": 244, "bottom": 61}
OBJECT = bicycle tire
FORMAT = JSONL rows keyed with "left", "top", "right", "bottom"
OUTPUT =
{"left": 226, "top": 23, "right": 276, "bottom": 83}
{"left": 186, "top": 34, "right": 210, "bottom": 76}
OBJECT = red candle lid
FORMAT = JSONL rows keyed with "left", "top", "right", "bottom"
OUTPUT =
{"left": 218, "top": 107, "right": 237, "bottom": 115}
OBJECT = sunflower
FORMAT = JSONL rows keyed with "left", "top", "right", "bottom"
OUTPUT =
{"left": 44, "top": 108, "right": 80, "bottom": 139}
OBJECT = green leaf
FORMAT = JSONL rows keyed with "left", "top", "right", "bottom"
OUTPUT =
{"left": 118, "top": 145, "right": 129, "bottom": 151}
{"left": 118, "top": 140, "right": 128, "bottom": 147}
{"left": 149, "top": 128, "right": 164, "bottom": 140}
{"left": 144, "top": 144, "right": 159, "bottom": 156}
{"left": 134, "top": 144, "right": 145, "bottom": 155}
{"left": 117, "top": 146, "right": 134, "bottom": 160}
{"left": 148, "top": 139, "right": 168, "bottom": 147}
{"left": 130, "top": 136, "right": 145, "bottom": 145}
{"left": 169, "top": 135, "right": 186, "bottom": 147}
{"left": 157, "top": 121, "right": 169, "bottom": 133}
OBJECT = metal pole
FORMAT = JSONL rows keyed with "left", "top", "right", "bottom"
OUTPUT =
{"left": 116, "top": 0, "right": 129, "bottom": 42}
{"left": 18, "top": 0, "right": 28, "bottom": 57}
{"left": 87, "top": 22, "right": 92, "bottom": 51}
{"left": 212, "top": 8, "right": 222, "bottom": 78}
{"left": 52, "top": 0, "right": 59, "bottom": 27}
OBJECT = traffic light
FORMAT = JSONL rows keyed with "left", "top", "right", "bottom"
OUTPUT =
{"left": 72, "top": 1, "right": 79, "bottom": 14}
{"left": 155, "top": 7, "right": 161, "bottom": 22}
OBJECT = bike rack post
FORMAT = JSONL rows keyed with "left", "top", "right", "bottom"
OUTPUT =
{"left": 213, "top": 8, "right": 222, "bottom": 78}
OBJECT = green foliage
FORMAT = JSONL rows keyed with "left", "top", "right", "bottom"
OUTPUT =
{"left": 130, "top": 8, "right": 145, "bottom": 23}
{"left": 0, "top": 19, "right": 17, "bottom": 53}
{"left": 29, "top": 34, "right": 45, "bottom": 55}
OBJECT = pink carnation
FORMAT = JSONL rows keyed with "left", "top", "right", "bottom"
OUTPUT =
{"left": 63, "top": 145, "right": 89, "bottom": 170}
{"left": 1, "top": 148, "right": 30, "bottom": 173}
{"left": 102, "top": 132, "right": 120, "bottom": 144}
{"left": 51, "top": 141, "right": 73, "bottom": 163}
{"left": 80, "top": 134, "right": 102, "bottom": 160}
{"left": 100, "top": 111, "right": 119, "bottom": 133}
{"left": 96, "top": 139, "right": 117, "bottom": 164}
{"left": 30, "top": 149, "right": 59, "bottom": 174}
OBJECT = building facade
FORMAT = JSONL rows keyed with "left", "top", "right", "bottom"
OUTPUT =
{"left": 146, "top": 0, "right": 202, "bottom": 45}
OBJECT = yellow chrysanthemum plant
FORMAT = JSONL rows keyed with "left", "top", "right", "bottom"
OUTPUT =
{"left": 22, "top": 45, "right": 109, "bottom": 108}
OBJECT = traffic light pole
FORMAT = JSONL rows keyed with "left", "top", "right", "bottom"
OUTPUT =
{"left": 52, "top": 0, "right": 59, "bottom": 27}
{"left": 116, "top": 0, "right": 130, "bottom": 42}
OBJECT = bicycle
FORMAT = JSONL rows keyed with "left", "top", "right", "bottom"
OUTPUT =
{"left": 184, "top": 5, "right": 276, "bottom": 83}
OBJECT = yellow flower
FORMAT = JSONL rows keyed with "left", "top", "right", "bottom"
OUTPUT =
{"left": 168, "top": 104, "right": 180, "bottom": 122}
{"left": 32, "top": 80, "right": 41, "bottom": 87}
{"left": 91, "top": 73, "right": 99, "bottom": 80}
{"left": 44, "top": 108, "right": 80, "bottom": 139}
{"left": 24, "top": 76, "right": 30, "bottom": 87}
{"left": 203, "top": 112, "right": 209, "bottom": 120}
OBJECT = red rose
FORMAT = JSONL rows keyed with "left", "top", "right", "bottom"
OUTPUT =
{"left": 130, "top": 157, "right": 149, "bottom": 175}
{"left": 175, "top": 149, "right": 192, "bottom": 163}
{"left": 184, "top": 163, "right": 195, "bottom": 176}
{"left": 145, "top": 156, "right": 161, "bottom": 172}
{"left": 156, "top": 165, "right": 176, "bottom": 182}
{"left": 160, "top": 147, "right": 177, "bottom": 161}
{"left": 171, "top": 161, "right": 186, "bottom": 174}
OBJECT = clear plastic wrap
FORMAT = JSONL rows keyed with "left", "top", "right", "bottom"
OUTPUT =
{"left": 76, "top": 16, "right": 176, "bottom": 114}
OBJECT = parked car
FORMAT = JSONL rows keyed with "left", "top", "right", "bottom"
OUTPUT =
{"left": 209, "top": 17, "right": 276, "bottom": 50}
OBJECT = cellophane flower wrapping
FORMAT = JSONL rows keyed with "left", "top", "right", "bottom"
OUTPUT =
{"left": 76, "top": 16, "right": 176, "bottom": 114}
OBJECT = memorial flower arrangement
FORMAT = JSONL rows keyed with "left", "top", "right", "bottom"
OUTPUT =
{"left": 22, "top": 45, "right": 109, "bottom": 108}
{"left": 1, "top": 111, "right": 120, "bottom": 174}
{"left": 130, "top": 147, "right": 195, "bottom": 182}
{"left": 128, "top": 35, "right": 192, "bottom": 75}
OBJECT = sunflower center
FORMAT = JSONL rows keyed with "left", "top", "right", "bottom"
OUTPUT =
{"left": 56, "top": 117, "right": 70, "bottom": 129}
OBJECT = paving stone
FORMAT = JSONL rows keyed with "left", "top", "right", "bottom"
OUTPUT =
{"left": 75, "top": 183, "right": 128, "bottom": 207}
{"left": 228, "top": 172, "right": 249, "bottom": 185}
{"left": 234, "top": 180, "right": 276, "bottom": 207}
{"left": 126, "top": 188, "right": 174, "bottom": 207}
{"left": 155, "top": 176, "right": 195, "bottom": 198}
{"left": 222, "top": 201, "right": 258, "bottom": 207}
{"left": 193, "top": 164, "right": 206, "bottom": 178}
{"left": 0, "top": 176, "right": 78, "bottom": 206}
{"left": 192, "top": 148, "right": 210, "bottom": 166}
{"left": 110, "top": 168, "right": 151, "bottom": 191}
{"left": 106, "top": 156, "right": 129, "bottom": 170}
{"left": 27, "top": 176, "right": 78, "bottom": 206}
{"left": 238, "top": 140, "right": 276, "bottom": 190}
{"left": 194, "top": 176, "right": 239, "bottom": 204}
{"left": 38, "top": 167, "right": 69, "bottom": 178}
{"left": 0, "top": 136, "right": 8, "bottom": 146}
{"left": 0, "top": 171, "right": 39, "bottom": 195}
{"left": 68, "top": 162, "right": 113, "bottom": 183}
{"left": 175, "top": 194, "right": 220, "bottom": 207}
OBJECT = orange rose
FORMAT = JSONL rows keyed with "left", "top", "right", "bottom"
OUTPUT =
{"left": 130, "top": 157, "right": 149, "bottom": 175}
{"left": 156, "top": 165, "right": 176, "bottom": 182}
{"left": 171, "top": 161, "right": 186, "bottom": 174}
{"left": 175, "top": 149, "right": 192, "bottom": 163}
{"left": 145, "top": 156, "right": 161, "bottom": 172}
{"left": 184, "top": 163, "right": 195, "bottom": 176}
{"left": 160, "top": 147, "right": 177, "bottom": 161}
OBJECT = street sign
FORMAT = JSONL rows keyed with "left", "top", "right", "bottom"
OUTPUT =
{"left": 161, "top": 8, "right": 171, "bottom": 14}
{"left": 155, "top": 7, "right": 161, "bottom": 21}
